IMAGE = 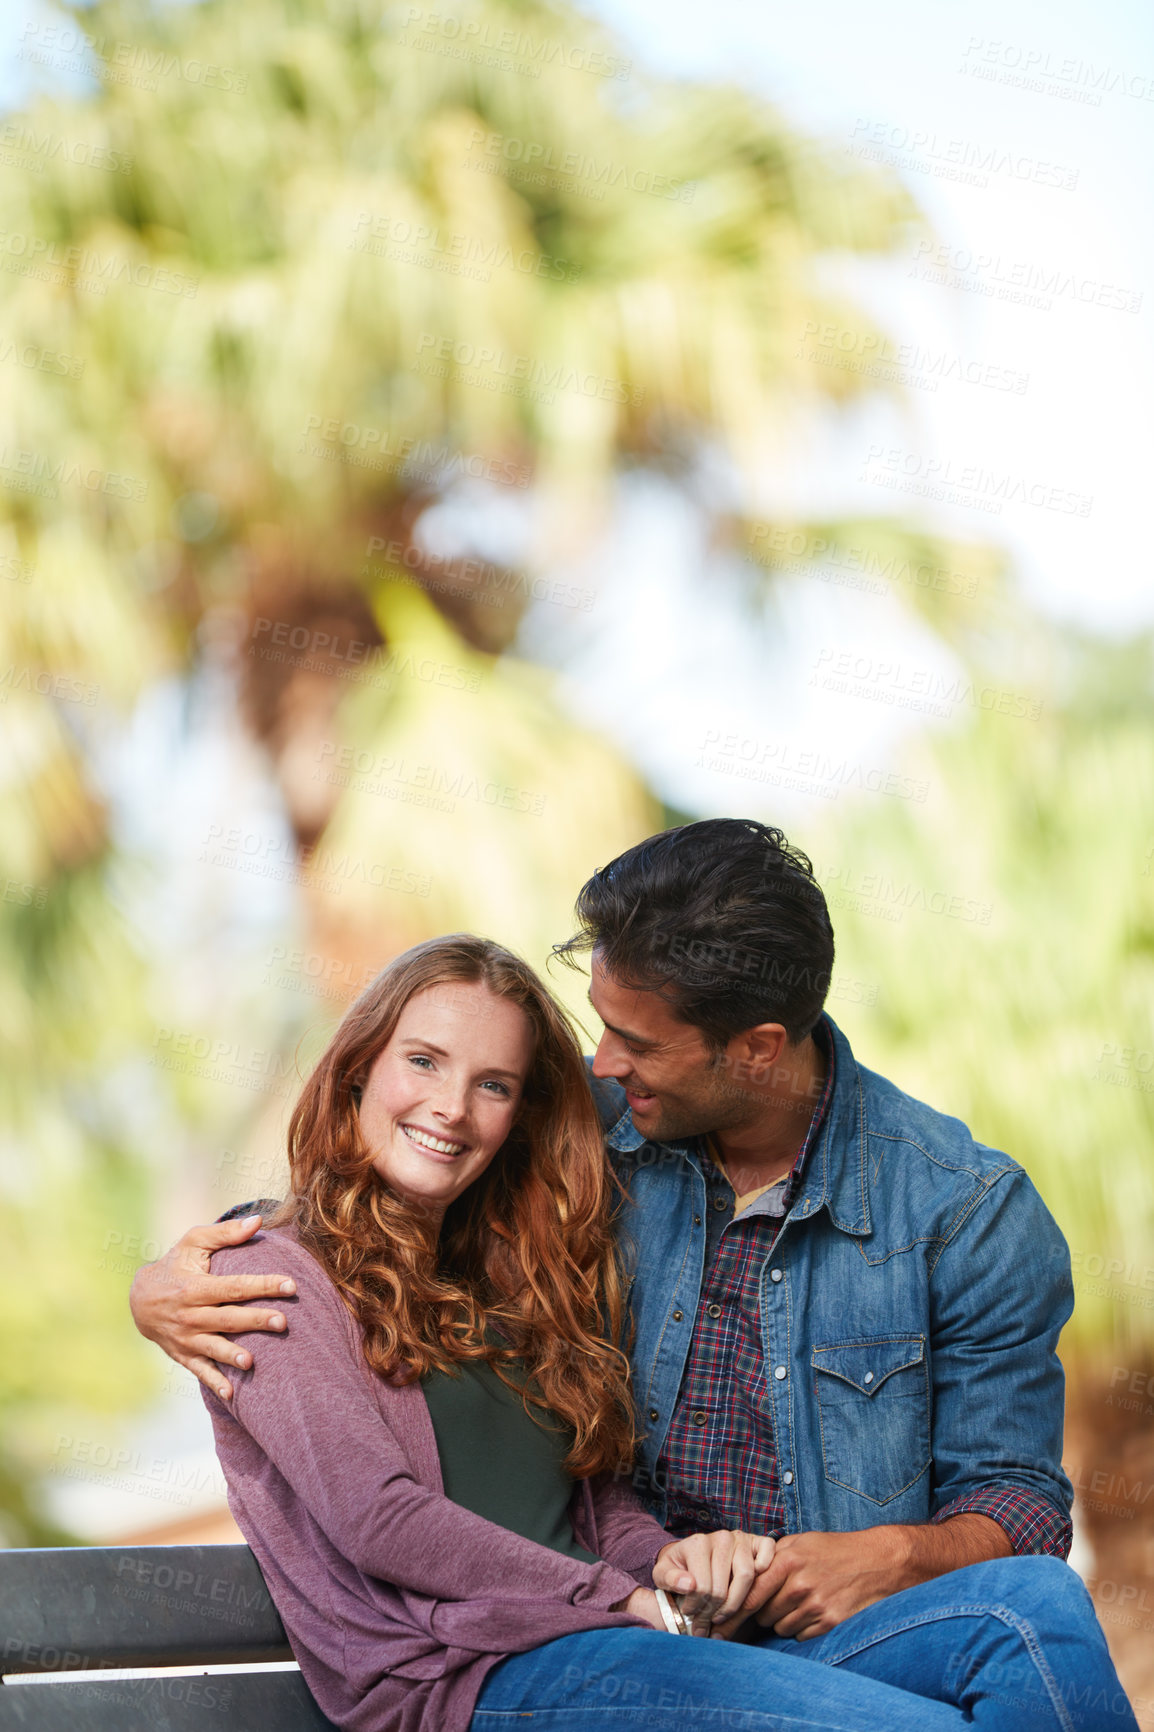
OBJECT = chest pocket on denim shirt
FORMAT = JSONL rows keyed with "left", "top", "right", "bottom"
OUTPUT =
{"left": 812, "top": 1337, "right": 931, "bottom": 1506}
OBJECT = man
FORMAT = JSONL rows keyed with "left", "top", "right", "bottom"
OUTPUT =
{"left": 131, "top": 820, "right": 1133, "bottom": 1726}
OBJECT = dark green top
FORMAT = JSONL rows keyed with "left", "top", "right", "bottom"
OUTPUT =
{"left": 421, "top": 1353, "right": 597, "bottom": 1563}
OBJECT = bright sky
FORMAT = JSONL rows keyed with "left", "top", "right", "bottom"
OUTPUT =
{"left": 516, "top": 0, "right": 1154, "bottom": 819}
{"left": 582, "top": 0, "right": 1154, "bottom": 634}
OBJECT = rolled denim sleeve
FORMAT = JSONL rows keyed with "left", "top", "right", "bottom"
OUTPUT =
{"left": 927, "top": 1164, "right": 1074, "bottom": 1556}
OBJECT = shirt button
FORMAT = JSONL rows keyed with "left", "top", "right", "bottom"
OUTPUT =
{"left": 707, "top": 1303, "right": 722, "bottom": 1319}
{"left": 782, "top": 1471, "right": 794, "bottom": 1486}
{"left": 691, "top": 1410, "right": 707, "bottom": 1426}
{"left": 693, "top": 1215, "right": 702, "bottom": 1226}
{"left": 672, "top": 1310, "right": 683, "bottom": 1322}
{"left": 649, "top": 1408, "right": 659, "bottom": 1422}
{"left": 864, "top": 1372, "right": 874, "bottom": 1385}
{"left": 769, "top": 1269, "right": 783, "bottom": 1283}
{"left": 774, "top": 1365, "right": 787, "bottom": 1380}
{"left": 713, "top": 1196, "right": 727, "bottom": 1211}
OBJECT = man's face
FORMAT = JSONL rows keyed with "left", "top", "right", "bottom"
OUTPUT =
{"left": 588, "top": 953, "right": 753, "bottom": 1144}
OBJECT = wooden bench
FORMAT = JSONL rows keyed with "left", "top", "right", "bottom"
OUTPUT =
{"left": 0, "top": 1545, "right": 336, "bottom": 1729}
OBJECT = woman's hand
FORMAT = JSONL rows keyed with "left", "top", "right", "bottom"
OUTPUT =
{"left": 610, "top": 1586, "right": 666, "bottom": 1630}
{"left": 653, "top": 1531, "right": 777, "bottom": 1636}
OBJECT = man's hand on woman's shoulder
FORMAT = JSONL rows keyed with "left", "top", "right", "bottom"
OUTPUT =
{"left": 128, "top": 1212, "right": 298, "bottom": 1403}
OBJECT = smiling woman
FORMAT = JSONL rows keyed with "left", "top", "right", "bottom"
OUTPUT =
{"left": 265, "top": 932, "right": 635, "bottom": 1472}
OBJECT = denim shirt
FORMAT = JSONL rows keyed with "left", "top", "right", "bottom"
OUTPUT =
{"left": 588, "top": 1016, "right": 1075, "bottom": 1536}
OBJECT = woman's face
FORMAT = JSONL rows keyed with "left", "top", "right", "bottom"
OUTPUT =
{"left": 357, "top": 980, "right": 534, "bottom": 1224}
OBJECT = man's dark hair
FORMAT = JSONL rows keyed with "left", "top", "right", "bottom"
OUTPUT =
{"left": 555, "top": 819, "right": 835, "bottom": 1048}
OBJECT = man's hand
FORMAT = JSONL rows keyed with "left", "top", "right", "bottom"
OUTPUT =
{"left": 654, "top": 1531, "right": 777, "bottom": 1636}
{"left": 746, "top": 1528, "right": 904, "bottom": 1641}
{"left": 748, "top": 1515, "right": 1013, "bottom": 1642}
{"left": 128, "top": 1215, "right": 297, "bottom": 1402}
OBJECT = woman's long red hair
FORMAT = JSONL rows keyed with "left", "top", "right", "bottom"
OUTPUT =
{"left": 274, "top": 934, "right": 635, "bottom": 1478}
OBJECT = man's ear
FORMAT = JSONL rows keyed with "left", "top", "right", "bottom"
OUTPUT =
{"left": 738, "top": 1022, "right": 790, "bottom": 1077}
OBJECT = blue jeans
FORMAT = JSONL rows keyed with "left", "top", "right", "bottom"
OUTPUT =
{"left": 754, "top": 1558, "right": 1135, "bottom": 1732}
{"left": 472, "top": 1558, "right": 1135, "bottom": 1732}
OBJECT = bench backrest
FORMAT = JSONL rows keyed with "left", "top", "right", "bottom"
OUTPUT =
{"left": 0, "top": 1545, "right": 336, "bottom": 1730}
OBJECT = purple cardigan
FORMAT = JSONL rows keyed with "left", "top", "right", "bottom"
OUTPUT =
{"left": 202, "top": 1230, "right": 671, "bottom": 1732}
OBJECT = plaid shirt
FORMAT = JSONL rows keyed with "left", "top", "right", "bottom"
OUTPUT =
{"left": 658, "top": 1023, "right": 1072, "bottom": 1559}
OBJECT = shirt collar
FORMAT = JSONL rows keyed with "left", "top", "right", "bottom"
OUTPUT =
{"left": 780, "top": 1016, "right": 835, "bottom": 1210}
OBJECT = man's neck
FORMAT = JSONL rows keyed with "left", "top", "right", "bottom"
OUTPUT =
{"left": 710, "top": 1033, "right": 827, "bottom": 1196}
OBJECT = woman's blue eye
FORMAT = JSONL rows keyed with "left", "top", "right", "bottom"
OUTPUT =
{"left": 407, "top": 1055, "right": 509, "bottom": 1095}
